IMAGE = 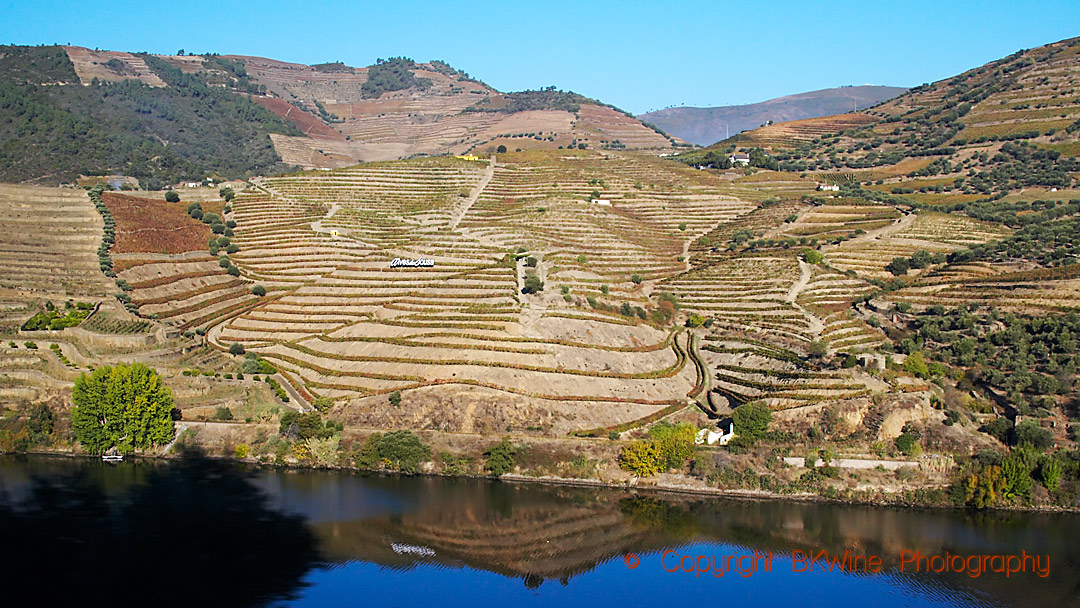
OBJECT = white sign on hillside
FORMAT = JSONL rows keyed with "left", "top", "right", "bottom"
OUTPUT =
{"left": 390, "top": 257, "right": 435, "bottom": 268}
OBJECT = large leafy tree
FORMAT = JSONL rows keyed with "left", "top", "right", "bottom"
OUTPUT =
{"left": 71, "top": 363, "right": 175, "bottom": 454}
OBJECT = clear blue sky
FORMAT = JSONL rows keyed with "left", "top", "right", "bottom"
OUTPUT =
{"left": 2, "top": 0, "right": 1077, "bottom": 115}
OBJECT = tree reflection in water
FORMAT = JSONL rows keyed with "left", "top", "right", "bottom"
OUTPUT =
{"left": 0, "top": 449, "right": 321, "bottom": 606}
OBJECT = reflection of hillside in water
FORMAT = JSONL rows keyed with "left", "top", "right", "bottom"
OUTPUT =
{"left": 312, "top": 481, "right": 1079, "bottom": 603}
{"left": 312, "top": 483, "right": 684, "bottom": 585}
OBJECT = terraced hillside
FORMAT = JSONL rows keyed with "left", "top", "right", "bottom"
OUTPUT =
{"left": 231, "top": 55, "right": 679, "bottom": 168}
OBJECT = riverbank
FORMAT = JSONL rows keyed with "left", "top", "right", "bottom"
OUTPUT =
{"left": 14, "top": 445, "right": 1080, "bottom": 514}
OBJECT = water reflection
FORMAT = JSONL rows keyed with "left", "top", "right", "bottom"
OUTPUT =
{"left": 0, "top": 451, "right": 321, "bottom": 606}
{"left": 2, "top": 458, "right": 1077, "bottom": 607}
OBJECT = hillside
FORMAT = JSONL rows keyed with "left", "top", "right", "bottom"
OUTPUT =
{"left": 0, "top": 45, "right": 302, "bottom": 188}
{"left": 2, "top": 38, "right": 1080, "bottom": 509}
{"left": 0, "top": 47, "right": 679, "bottom": 186}
{"left": 230, "top": 55, "right": 680, "bottom": 168}
{"left": 638, "top": 85, "right": 907, "bottom": 146}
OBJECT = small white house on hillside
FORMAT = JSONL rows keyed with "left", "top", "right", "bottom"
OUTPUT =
{"left": 730, "top": 153, "right": 750, "bottom": 166}
{"left": 695, "top": 419, "right": 735, "bottom": 445}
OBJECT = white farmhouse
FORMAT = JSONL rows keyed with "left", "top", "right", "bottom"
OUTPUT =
{"left": 729, "top": 153, "right": 750, "bottom": 166}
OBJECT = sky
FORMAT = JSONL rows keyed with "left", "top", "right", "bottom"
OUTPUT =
{"left": 1, "top": 0, "right": 1078, "bottom": 115}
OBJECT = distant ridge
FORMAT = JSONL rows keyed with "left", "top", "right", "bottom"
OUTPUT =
{"left": 638, "top": 85, "right": 907, "bottom": 146}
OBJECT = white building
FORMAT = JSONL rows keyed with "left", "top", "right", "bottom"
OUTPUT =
{"left": 695, "top": 419, "right": 735, "bottom": 446}
{"left": 730, "top": 153, "right": 750, "bottom": 166}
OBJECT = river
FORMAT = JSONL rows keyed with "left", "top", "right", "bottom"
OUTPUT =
{"left": 1, "top": 455, "right": 1076, "bottom": 607}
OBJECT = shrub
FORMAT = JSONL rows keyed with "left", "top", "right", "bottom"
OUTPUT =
{"left": 1014, "top": 421, "right": 1052, "bottom": 448}
{"left": 227, "top": 266, "right": 241, "bottom": 277}
{"left": 483, "top": 437, "right": 516, "bottom": 476}
{"left": 496, "top": 144, "right": 507, "bottom": 153}
{"left": 234, "top": 443, "right": 250, "bottom": 458}
{"left": 618, "top": 439, "right": 664, "bottom": 477}
{"left": 214, "top": 406, "right": 234, "bottom": 421}
{"left": 356, "top": 430, "right": 430, "bottom": 473}
{"left": 229, "top": 342, "right": 245, "bottom": 356}
{"left": 732, "top": 403, "right": 772, "bottom": 441}
{"left": 895, "top": 433, "right": 922, "bottom": 456}
{"left": 801, "top": 248, "right": 824, "bottom": 264}
{"left": 251, "top": 285, "right": 266, "bottom": 297}
{"left": 886, "top": 257, "right": 910, "bottom": 276}
{"left": 685, "top": 313, "right": 705, "bottom": 328}
{"left": 388, "top": 390, "right": 402, "bottom": 407}
{"left": 903, "top": 352, "right": 930, "bottom": 378}
{"left": 631, "top": 274, "right": 643, "bottom": 284}
{"left": 165, "top": 190, "right": 180, "bottom": 203}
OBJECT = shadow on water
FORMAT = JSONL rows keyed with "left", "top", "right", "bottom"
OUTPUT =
{"left": 2, "top": 456, "right": 1078, "bottom": 606}
{"left": 0, "top": 448, "right": 322, "bottom": 606}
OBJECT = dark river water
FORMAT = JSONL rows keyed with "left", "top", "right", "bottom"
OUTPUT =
{"left": 1, "top": 455, "right": 1077, "bottom": 607}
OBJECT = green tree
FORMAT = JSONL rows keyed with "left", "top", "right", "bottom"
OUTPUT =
{"left": 165, "top": 190, "right": 180, "bottom": 203}
{"left": 496, "top": 144, "right": 507, "bottom": 153}
{"left": 732, "top": 402, "right": 772, "bottom": 441}
{"left": 1039, "top": 457, "right": 1063, "bottom": 492}
{"left": 356, "top": 431, "right": 430, "bottom": 473}
{"left": 910, "top": 250, "right": 932, "bottom": 269}
{"left": 1001, "top": 452, "right": 1033, "bottom": 499}
{"left": 1014, "top": 421, "right": 1052, "bottom": 448}
{"left": 685, "top": 313, "right": 706, "bottom": 328}
{"left": 895, "top": 433, "right": 922, "bottom": 456}
{"left": 27, "top": 404, "right": 54, "bottom": 445}
{"left": 219, "top": 186, "right": 235, "bottom": 201}
{"left": 801, "top": 248, "right": 823, "bottom": 264}
{"left": 251, "top": 284, "right": 267, "bottom": 296}
{"left": 903, "top": 351, "right": 930, "bottom": 378}
{"left": 388, "top": 390, "right": 402, "bottom": 407}
{"left": 229, "top": 342, "right": 245, "bottom": 355}
{"left": 886, "top": 257, "right": 910, "bottom": 276}
{"left": 71, "top": 363, "right": 175, "bottom": 454}
{"left": 483, "top": 437, "right": 517, "bottom": 476}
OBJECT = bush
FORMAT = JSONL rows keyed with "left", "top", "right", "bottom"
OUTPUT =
{"left": 895, "top": 433, "right": 922, "bottom": 456}
{"left": 227, "top": 266, "right": 241, "bottom": 277}
{"left": 801, "top": 248, "right": 823, "bottom": 264}
{"left": 355, "top": 430, "right": 430, "bottom": 473}
{"left": 631, "top": 274, "right": 643, "bottom": 284}
{"left": 251, "top": 284, "right": 266, "bottom": 297}
{"left": 732, "top": 403, "right": 772, "bottom": 441}
{"left": 214, "top": 406, "right": 234, "bottom": 421}
{"left": 229, "top": 342, "right": 245, "bottom": 356}
{"left": 496, "top": 144, "right": 507, "bottom": 153}
{"left": 1014, "top": 421, "right": 1052, "bottom": 448}
{"left": 902, "top": 351, "right": 929, "bottom": 378}
{"left": 165, "top": 190, "right": 180, "bottom": 203}
{"left": 388, "top": 391, "right": 402, "bottom": 407}
{"left": 234, "top": 443, "right": 250, "bottom": 458}
{"left": 618, "top": 439, "right": 664, "bottom": 477}
{"left": 483, "top": 437, "right": 516, "bottom": 476}
{"left": 886, "top": 257, "right": 910, "bottom": 276}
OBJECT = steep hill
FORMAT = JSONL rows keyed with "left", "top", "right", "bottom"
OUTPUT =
{"left": 229, "top": 55, "right": 680, "bottom": 168}
{"left": 688, "top": 36, "right": 1080, "bottom": 190}
{"left": 0, "top": 46, "right": 679, "bottom": 186}
{"left": 639, "top": 85, "right": 906, "bottom": 146}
